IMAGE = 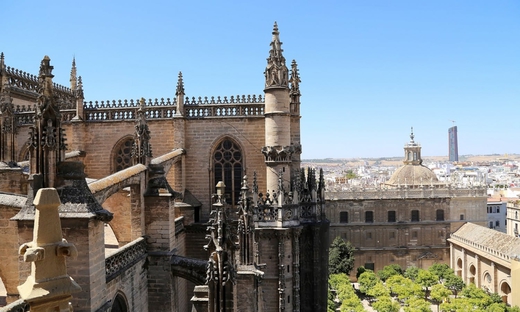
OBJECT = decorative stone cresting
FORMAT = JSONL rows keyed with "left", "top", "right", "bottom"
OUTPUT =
{"left": 17, "top": 188, "right": 81, "bottom": 312}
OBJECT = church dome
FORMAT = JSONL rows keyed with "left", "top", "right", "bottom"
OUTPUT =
{"left": 387, "top": 164, "right": 439, "bottom": 186}
{"left": 386, "top": 128, "right": 440, "bottom": 187}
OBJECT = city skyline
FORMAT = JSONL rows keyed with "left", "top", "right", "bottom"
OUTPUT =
{"left": 2, "top": 1, "right": 519, "bottom": 159}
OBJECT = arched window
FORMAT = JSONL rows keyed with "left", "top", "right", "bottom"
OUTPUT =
{"left": 111, "top": 293, "right": 128, "bottom": 312}
{"left": 113, "top": 137, "right": 134, "bottom": 172}
{"left": 340, "top": 212, "right": 348, "bottom": 223}
{"left": 436, "top": 209, "right": 444, "bottom": 221}
{"left": 213, "top": 139, "right": 243, "bottom": 207}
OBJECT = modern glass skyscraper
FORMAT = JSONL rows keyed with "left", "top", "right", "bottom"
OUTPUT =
{"left": 449, "top": 126, "right": 458, "bottom": 162}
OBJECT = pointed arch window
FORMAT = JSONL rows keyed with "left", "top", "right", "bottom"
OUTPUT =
{"left": 213, "top": 139, "right": 243, "bottom": 207}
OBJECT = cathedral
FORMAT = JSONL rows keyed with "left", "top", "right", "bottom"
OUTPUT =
{"left": 0, "top": 23, "right": 329, "bottom": 311}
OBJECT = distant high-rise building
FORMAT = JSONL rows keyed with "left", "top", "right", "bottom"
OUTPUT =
{"left": 449, "top": 126, "right": 458, "bottom": 162}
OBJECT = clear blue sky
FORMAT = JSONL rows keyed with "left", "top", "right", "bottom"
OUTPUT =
{"left": 3, "top": 1, "right": 519, "bottom": 159}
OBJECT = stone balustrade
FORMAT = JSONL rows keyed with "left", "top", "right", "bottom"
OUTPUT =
{"left": 326, "top": 186, "right": 486, "bottom": 200}
{"left": 10, "top": 94, "right": 266, "bottom": 123}
{"left": 105, "top": 237, "right": 147, "bottom": 282}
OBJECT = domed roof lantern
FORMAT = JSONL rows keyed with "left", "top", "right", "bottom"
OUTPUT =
{"left": 403, "top": 127, "right": 422, "bottom": 165}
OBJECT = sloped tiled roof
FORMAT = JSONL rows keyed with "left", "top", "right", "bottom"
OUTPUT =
{"left": 450, "top": 223, "right": 520, "bottom": 261}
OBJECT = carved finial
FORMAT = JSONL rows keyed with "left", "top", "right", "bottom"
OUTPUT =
{"left": 70, "top": 56, "right": 77, "bottom": 91}
{"left": 410, "top": 127, "right": 414, "bottom": 143}
{"left": 176, "top": 72, "right": 184, "bottom": 96}
{"left": 39, "top": 56, "right": 54, "bottom": 78}
{"left": 264, "top": 22, "right": 288, "bottom": 89}
{"left": 0, "top": 52, "right": 4, "bottom": 72}
{"left": 77, "top": 76, "right": 84, "bottom": 98}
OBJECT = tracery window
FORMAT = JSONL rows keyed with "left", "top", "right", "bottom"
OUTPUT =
{"left": 114, "top": 138, "right": 134, "bottom": 172}
{"left": 213, "top": 139, "right": 243, "bottom": 207}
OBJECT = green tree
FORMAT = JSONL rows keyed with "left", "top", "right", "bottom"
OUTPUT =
{"left": 377, "top": 264, "right": 403, "bottom": 282}
{"left": 416, "top": 269, "right": 438, "bottom": 299}
{"left": 489, "top": 293, "right": 504, "bottom": 304}
{"left": 358, "top": 270, "right": 378, "bottom": 295}
{"left": 404, "top": 297, "right": 431, "bottom": 312}
{"left": 486, "top": 303, "right": 507, "bottom": 312}
{"left": 329, "top": 273, "right": 365, "bottom": 312}
{"left": 431, "top": 284, "right": 452, "bottom": 310}
{"left": 367, "top": 281, "right": 390, "bottom": 298}
{"left": 386, "top": 275, "right": 422, "bottom": 302}
{"left": 444, "top": 274, "right": 465, "bottom": 297}
{"left": 329, "top": 236, "right": 355, "bottom": 275}
{"left": 461, "top": 283, "right": 493, "bottom": 308}
{"left": 440, "top": 297, "right": 476, "bottom": 312}
{"left": 372, "top": 296, "right": 400, "bottom": 312}
{"left": 356, "top": 266, "right": 366, "bottom": 279}
{"left": 429, "top": 263, "right": 454, "bottom": 282}
{"left": 404, "top": 266, "right": 420, "bottom": 281}
{"left": 345, "top": 169, "right": 357, "bottom": 180}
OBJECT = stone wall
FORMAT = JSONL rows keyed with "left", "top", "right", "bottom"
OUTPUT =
{"left": 450, "top": 242, "right": 512, "bottom": 304}
{"left": 182, "top": 118, "right": 266, "bottom": 220}
{"left": 105, "top": 257, "right": 148, "bottom": 311}
{"left": 0, "top": 169, "right": 26, "bottom": 195}
{"left": 450, "top": 196, "right": 487, "bottom": 232}
{"left": 0, "top": 203, "right": 23, "bottom": 304}
{"left": 327, "top": 197, "right": 452, "bottom": 276}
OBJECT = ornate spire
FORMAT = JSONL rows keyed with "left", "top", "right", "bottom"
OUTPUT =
{"left": 0, "top": 52, "right": 5, "bottom": 74}
{"left": 70, "top": 57, "right": 77, "bottom": 91}
{"left": 29, "top": 56, "right": 66, "bottom": 189}
{"left": 132, "top": 98, "right": 152, "bottom": 165}
{"left": 289, "top": 59, "right": 301, "bottom": 103}
{"left": 264, "top": 22, "right": 289, "bottom": 89}
{"left": 206, "top": 182, "right": 237, "bottom": 311}
{"left": 410, "top": 127, "right": 415, "bottom": 143}
{"left": 175, "top": 71, "right": 184, "bottom": 96}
